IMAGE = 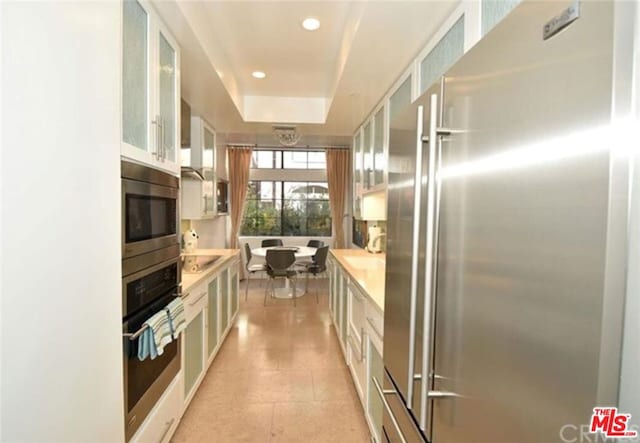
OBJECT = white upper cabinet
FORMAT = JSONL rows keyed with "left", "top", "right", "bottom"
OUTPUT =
{"left": 418, "top": 15, "right": 465, "bottom": 95}
{"left": 481, "top": 0, "right": 521, "bottom": 36}
{"left": 181, "top": 117, "right": 216, "bottom": 219}
{"left": 372, "top": 106, "right": 385, "bottom": 189}
{"left": 122, "top": 0, "right": 180, "bottom": 175}
{"left": 362, "top": 121, "right": 372, "bottom": 191}
{"left": 186, "top": 117, "right": 215, "bottom": 169}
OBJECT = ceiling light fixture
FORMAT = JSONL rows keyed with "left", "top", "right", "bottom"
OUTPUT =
{"left": 302, "top": 17, "right": 320, "bottom": 31}
{"left": 273, "top": 125, "right": 302, "bottom": 147}
{"left": 252, "top": 71, "right": 266, "bottom": 79}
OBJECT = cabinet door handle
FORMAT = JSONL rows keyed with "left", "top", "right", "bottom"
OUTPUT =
{"left": 160, "top": 118, "right": 166, "bottom": 161}
{"left": 189, "top": 291, "right": 207, "bottom": 306}
{"left": 157, "top": 417, "right": 175, "bottom": 443}
{"left": 151, "top": 116, "right": 161, "bottom": 158}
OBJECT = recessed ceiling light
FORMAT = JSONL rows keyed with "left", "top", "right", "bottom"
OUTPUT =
{"left": 252, "top": 71, "right": 266, "bottom": 79}
{"left": 302, "top": 17, "right": 320, "bottom": 31}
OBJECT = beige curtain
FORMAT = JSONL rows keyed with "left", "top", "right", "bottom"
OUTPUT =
{"left": 228, "top": 147, "right": 253, "bottom": 249}
{"left": 325, "top": 149, "right": 350, "bottom": 249}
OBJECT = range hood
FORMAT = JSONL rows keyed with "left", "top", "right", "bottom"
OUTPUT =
{"left": 180, "top": 167, "right": 204, "bottom": 181}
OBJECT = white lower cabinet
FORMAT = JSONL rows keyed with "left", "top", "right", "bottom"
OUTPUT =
{"left": 182, "top": 258, "right": 239, "bottom": 411}
{"left": 348, "top": 283, "right": 368, "bottom": 403}
{"left": 206, "top": 276, "right": 220, "bottom": 364}
{"left": 182, "top": 281, "right": 208, "bottom": 406}
{"left": 130, "top": 375, "right": 181, "bottom": 443}
{"left": 329, "top": 253, "right": 385, "bottom": 443}
{"left": 220, "top": 269, "right": 229, "bottom": 334}
{"left": 229, "top": 260, "right": 240, "bottom": 322}
{"left": 366, "top": 305, "right": 385, "bottom": 443}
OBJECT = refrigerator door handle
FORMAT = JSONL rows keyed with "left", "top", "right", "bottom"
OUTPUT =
{"left": 418, "top": 93, "right": 441, "bottom": 432}
{"left": 427, "top": 390, "right": 460, "bottom": 399}
{"left": 435, "top": 127, "right": 463, "bottom": 136}
{"left": 407, "top": 105, "right": 425, "bottom": 410}
{"left": 373, "top": 376, "right": 408, "bottom": 443}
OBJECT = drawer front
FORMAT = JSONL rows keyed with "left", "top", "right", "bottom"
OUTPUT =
{"left": 130, "top": 374, "right": 181, "bottom": 443}
{"left": 183, "top": 281, "right": 208, "bottom": 323}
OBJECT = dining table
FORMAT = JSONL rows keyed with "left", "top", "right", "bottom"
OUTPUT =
{"left": 251, "top": 246, "right": 317, "bottom": 299}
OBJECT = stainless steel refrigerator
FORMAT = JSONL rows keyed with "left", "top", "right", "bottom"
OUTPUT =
{"left": 381, "top": 1, "right": 629, "bottom": 441}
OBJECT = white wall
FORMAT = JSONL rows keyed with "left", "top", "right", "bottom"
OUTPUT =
{"left": 193, "top": 216, "right": 229, "bottom": 249}
{"left": 1, "top": 3, "right": 124, "bottom": 442}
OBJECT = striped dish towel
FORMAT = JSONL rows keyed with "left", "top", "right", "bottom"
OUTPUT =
{"left": 165, "top": 297, "right": 186, "bottom": 339}
{"left": 137, "top": 309, "right": 173, "bottom": 361}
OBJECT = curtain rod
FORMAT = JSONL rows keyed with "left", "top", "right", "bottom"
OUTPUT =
{"left": 227, "top": 144, "right": 349, "bottom": 150}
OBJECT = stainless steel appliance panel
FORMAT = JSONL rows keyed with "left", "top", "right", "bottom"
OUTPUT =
{"left": 121, "top": 160, "right": 180, "bottom": 259}
{"left": 378, "top": 369, "right": 424, "bottom": 443}
{"left": 431, "top": 1, "right": 615, "bottom": 441}
{"left": 384, "top": 99, "right": 423, "bottom": 407}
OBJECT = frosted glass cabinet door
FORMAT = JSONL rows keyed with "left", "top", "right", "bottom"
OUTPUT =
{"left": 419, "top": 15, "right": 464, "bottom": 95}
{"left": 389, "top": 75, "right": 412, "bottom": 123}
{"left": 230, "top": 270, "right": 239, "bottom": 318}
{"left": 202, "top": 168, "right": 215, "bottom": 215}
{"left": 184, "top": 311, "right": 204, "bottom": 398}
{"left": 158, "top": 32, "right": 177, "bottom": 163}
{"left": 203, "top": 127, "right": 215, "bottom": 169}
{"left": 373, "top": 107, "right": 385, "bottom": 186}
{"left": 122, "top": 0, "right": 148, "bottom": 151}
{"left": 221, "top": 269, "right": 229, "bottom": 333}
{"left": 354, "top": 132, "right": 362, "bottom": 191}
{"left": 207, "top": 278, "right": 219, "bottom": 358}
{"left": 363, "top": 122, "right": 372, "bottom": 190}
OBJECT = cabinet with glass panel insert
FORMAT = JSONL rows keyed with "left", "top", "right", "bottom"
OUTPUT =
{"left": 352, "top": 104, "right": 388, "bottom": 222}
{"left": 181, "top": 117, "right": 217, "bottom": 219}
{"left": 122, "top": 0, "right": 180, "bottom": 175}
{"left": 182, "top": 253, "right": 240, "bottom": 412}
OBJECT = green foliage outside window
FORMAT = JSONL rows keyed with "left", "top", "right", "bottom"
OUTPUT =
{"left": 241, "top": 181, "right": 331, "bottom": 236}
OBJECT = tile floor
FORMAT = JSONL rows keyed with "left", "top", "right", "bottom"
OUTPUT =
{"left": 171, "top": 277, "right": 371, "bottom": 443}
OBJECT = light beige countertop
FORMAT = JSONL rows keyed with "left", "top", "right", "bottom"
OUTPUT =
{"left": 181, "top": 248, "right": 240, "bottom": 294}
{"left": 330, "top": 249, "right": 385, "bottom": 313}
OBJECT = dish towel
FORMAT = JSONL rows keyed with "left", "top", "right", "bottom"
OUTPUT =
{"left": 165, "top": 297, "right": 186, "bottom": 339}
{"left": 137, "top": 309, "right": 173, "bottom": 361}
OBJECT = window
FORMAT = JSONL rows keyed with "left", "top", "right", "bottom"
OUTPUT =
{"left": 241, "top": 181, "right": 331, "bottom": 236}
{"left": 250, "top": 150, "right": 326, "bottom": 170}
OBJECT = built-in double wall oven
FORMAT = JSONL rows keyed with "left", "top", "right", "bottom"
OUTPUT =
{"left": 121, "top": 161, "right": 181, "bottom": 441}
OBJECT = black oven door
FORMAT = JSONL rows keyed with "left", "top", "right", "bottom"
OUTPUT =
{"left": 123, "top": 290, "right": 180, "bottom": 441}
{"left": 122, "top": 177, "right": 179, "bottom": 259}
